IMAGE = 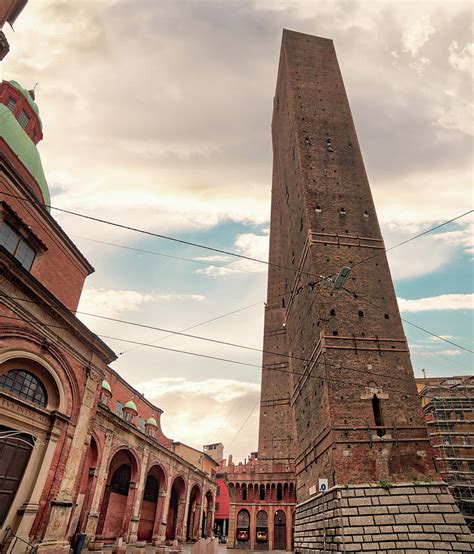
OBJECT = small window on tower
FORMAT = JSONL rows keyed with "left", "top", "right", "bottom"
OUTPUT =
{"left": 18, "top": 110, "right": 30, "bottom": 129}
{"left": 7, "top": 97, "right": 16, "bottom": 111}
{"left": 315, "top": 206, "right": 322, "bottom": 213}
{"left": 0, "top": 220, "right": 36, "bottom": 271}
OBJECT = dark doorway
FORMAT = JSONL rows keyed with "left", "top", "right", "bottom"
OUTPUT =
{"left": 274, "top": 510, "right": 286, "bottom": 550}
{"left": 0, "top": 426, "right": 34, "bottom": 525}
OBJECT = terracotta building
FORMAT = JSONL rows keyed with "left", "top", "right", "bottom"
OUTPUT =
{"left": 226, "top": 29, "right": 473, "bottom": 553}
{"left": 0, "top": 78, "right": 216, "bottom": 553}
{"left": 0, "top": 0, "right": 28, "bottom": 60}
{"left": 416, "top": 375, "right": 474, "bottom": 531}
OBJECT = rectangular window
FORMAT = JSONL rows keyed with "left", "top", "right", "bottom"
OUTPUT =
{"left": 7, "top": 97, "right": 16, "bottom": 111}
{"left": 138, "top": 416, "right": 145, "bottom": 432}
{"left": 18, "top": 110, "right": 30, "bottom": 129}
{"left": 455, "top": 411, "right": 463, "bottom": 421}
{"left": 115, "top": 401, "right": 124, "bottom": 418}
{"left": 0, "top": 221, "right": 36, "bottom": 270}
{"left": 216, "top": 486, "right": 220, "bottom": 496}
{"left": 215, "top": 503, "right": 220, "bottom": 512}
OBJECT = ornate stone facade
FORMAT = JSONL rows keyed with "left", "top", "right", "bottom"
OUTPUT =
{"left": 0, "top": 79, "right": 215, "bottom": 553}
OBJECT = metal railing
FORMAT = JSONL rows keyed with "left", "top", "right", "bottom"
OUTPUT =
{"left": 1, "top": 526, "right": 37, "bottom": 554}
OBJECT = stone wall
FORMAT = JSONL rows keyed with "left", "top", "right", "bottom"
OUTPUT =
{"left": 294, "top": 482, "right": 473, "bottom": 553}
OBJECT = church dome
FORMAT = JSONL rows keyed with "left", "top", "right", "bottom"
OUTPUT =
{"left": 0, "top": 80, "right": 50, "bottom": 207}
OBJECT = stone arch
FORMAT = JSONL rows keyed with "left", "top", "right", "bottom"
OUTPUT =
{"left": 138, "top": 464, "right": 167, "bottom": 542}
{"left": 236, "top": 508, "right": 250, "bottom": 548}
{"left": 0, "top": 349, "right": 72, "bottom": 537}
{"left": 166, "top": 475, "right": 186, "bottom": 541}
{"left": 274, "top": 509, "right": 287, "bottom": 550}
{"left": 96, "top": 449, "right": 139, "bottom": 541}
{"left": 256, "top": 509, "right": 269, "bottom": 550}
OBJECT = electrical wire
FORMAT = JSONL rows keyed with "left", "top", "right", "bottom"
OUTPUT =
{"left": 0, "top": 190, "right": 324, "bottom": 281}
{"left": 1, "top": 291, "right": 434, "bottom": 386}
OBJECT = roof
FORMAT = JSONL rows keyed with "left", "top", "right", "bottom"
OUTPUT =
{"left": 0, "top": 104, "right": 50, "bottom": 206}
{"left": 124, "top": 400, "right": 138, "bottom": 412}
{"left": 101, "top": 379, "right": 112, "bottom": 393}
{"left": 146, "top": 417, "right": 158, "bottom": 426}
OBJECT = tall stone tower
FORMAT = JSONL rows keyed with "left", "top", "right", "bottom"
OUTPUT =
{"left": 263, "top": 29, "right": 473, "bottom": 552}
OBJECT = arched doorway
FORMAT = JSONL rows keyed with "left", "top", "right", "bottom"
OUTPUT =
{"left": 96, "top": 450, "right": 138, "bottom": 542}
{"left": 166, "top": 476, "right": 185, "bottom": 541}
{"left": 202, "top": 490, "right": 213, "bottom": 538}
{"left": 186, "top": 484, "right": 201, "bottom": 541}
{"left": 274, "top": 510, "right": 286, "bottom": 550}
{"left": 236, "top": 509, "right": 250, "bottom": 549}
{"left": 255, "top": 510, "right": 268, "bottom": 550}
{"left": 138, "top": 465, "right": 166, "bottom": 542}
{"left": 0, "top": 425, "right": 35, "bottom": 525}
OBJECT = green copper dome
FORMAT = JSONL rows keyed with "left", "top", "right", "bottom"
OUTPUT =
{"left": 146, "top": 417, "right": 157, "bottom": 427}
{"left": 101, "top": 379, "right": 112, "bottom": 393}
{"left": 124, "top": 400, "right": 138, "bottom": 412}
{"left": 0, "top": 103, "right": 50, "bottom": 207}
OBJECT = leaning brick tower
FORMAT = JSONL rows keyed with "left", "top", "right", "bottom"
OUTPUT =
{"left": 262, "top": 29, "right": 473, "bottom": 552}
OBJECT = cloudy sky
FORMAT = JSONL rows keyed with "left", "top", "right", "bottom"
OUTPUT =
{"left": 1, "top": 0, "right": 472, "bottom": 461}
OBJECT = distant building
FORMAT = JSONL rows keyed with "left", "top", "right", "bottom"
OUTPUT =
{"left": 203, "top": 442, "right": 224, "bottom": 462}
{"left": 416, "top": 375, "right": 474, "bottom": 531}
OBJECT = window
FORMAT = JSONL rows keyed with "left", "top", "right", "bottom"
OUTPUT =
{"left": 259, "top": 485, "right": 265, "bottom": 501}
{"left": 138, "top": 416, "right": 145, "bottom": 432}
{"left": 242, "top": 488, "right": 247, "bottom": 501}
{"left": 277, "top": 483, "right": 283, "bottom": 501}
{"left": 0, "top": 369, "right": 47, "bottom": 407}
{"left": 115, "top": 401, "right": 124, "bottom": 418}
{"left": 215, "top": 503, "right": 220, "bottom": 512}
{"left": 7, "top": 97, "right": 16, "bottom": 111}
{"left": 216, "top": 485, "right": 220, "bottom": 496}
{"left": 100, "top": 392, "right": 109, "bottom": 406}
{"left": 0, "top": 221, "right": 35, "bottom": 270}
{"left": 18, "top": 110, "right": 30, "bottom": 129}
{"left": 146, "top": 426, "right": 155, "bottom": 438}
{"left": 124, "top": 411, "right": 135, "bottom": 424}
{"left": 372, "top": 395, "right": 385, "bottom": 437}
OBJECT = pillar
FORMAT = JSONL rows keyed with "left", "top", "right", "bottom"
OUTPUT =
{"left": 268, "top": 505, "right": 274, "bottom": 551}
{"left": 127, "top": 447, "right": 150, "bottom": 544}
{"left": 84, "top": 431, "right": 114, "bottom": 541}
{"left": 180, "top": 479, "right": 192, "bottom": 543}
{"left": 152, "top": 490, "right": 167, "bottom": 545}
{"left": 285, "top": 508, "right": 292, "bottom": 551}
{"left": 38, "top": 372, "right": 101, "bottom": 552}
{"left": 157, "top": 473, "right": 173, "bottom": 544}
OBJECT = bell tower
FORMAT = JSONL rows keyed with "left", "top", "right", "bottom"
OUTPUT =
{"left": 265, "top": 29, "right": 473, "bottom": 553}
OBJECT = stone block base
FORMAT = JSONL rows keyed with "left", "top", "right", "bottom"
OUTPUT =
{"left": 294, "top": 482, "right": 473, "bottom": 553}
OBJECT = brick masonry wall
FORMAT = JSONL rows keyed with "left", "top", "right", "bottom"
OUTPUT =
{"left": 294, "top": 482, "right": 473, "bottom": 553}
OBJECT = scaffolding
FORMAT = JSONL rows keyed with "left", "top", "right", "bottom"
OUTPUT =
{"left": 418, "top": 375, "right": 474, "bottom": 531}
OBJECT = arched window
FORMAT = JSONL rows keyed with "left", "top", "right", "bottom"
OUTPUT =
{"left": 259, "top": 484, "right": 265, "bottom": 501}
{"left": 241, "top": 487, "right": 247, "bottom": 501}
{"left": 277, "top": 483, "right": 283, "bottom": 501}
{"left": 143, "top": 474, "right": 159, "bottom": 502}
{"left": 0, "top": 369, "right": 47, "bottom": 407}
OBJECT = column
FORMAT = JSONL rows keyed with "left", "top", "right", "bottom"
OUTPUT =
{"left": 179, "top": 480, "right": 192, "bottom": 543}
{"left": 84, "top": 431, "right": 114, "bottom": 541}
{"left": 152, "top": 491, "right": 167, "bottom": 545}
{"left": 249, "top": 505, "right": 256, "bottom": 550}
{"left": 268, "top": 505, "right": 274, "bottom": 551}
{"left": 157, "top": 474, "right": 173, "bottom": 544}
{"left": 39, "top": 373, "right": 101, "bottom": 551}
{"left": 127, "top": 447, "right": 150, "bottom": 544}
{"left": 285, "top": 508, "right": 292, "bottom": 552}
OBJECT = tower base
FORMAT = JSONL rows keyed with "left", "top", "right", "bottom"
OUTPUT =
{"left": 294, "top": 482, "right": 473, "bottom": 553}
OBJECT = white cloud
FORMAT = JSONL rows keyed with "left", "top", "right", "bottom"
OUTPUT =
{"left": 410, "top": 56, "right": 431, "bottom": 76}
{"left": 401, "top": 14, "right": 436, "bottom": 57}
{"left": 78, "top": 287, "right": 205, "bottom": 318}
{"left": 448, "top": 41, "right": 474, "bottom": 74}
{"left": 137, "top": 377, "right": 260, "bottom": 403}
{"left": 436, "top": 221, "right": 474, "bottom": 254}
{"left": 196, "top": 231, "right": 270, "bottom": 277}
{"left": 434, "top": 98, "right": 474, "bottom": 136}
{"left": 397, "top": 293, "right": 474, "bottom": 313}
{"left": 418, "top": 349, "right": 462, "bottom": 357}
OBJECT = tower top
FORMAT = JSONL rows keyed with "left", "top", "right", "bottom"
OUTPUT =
{"left": 0, "top": 79, "right": 50, "bottom": 206}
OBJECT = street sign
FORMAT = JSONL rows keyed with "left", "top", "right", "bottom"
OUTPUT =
{"left": 319, "top": 478, "right": 328, "bottom": 493}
